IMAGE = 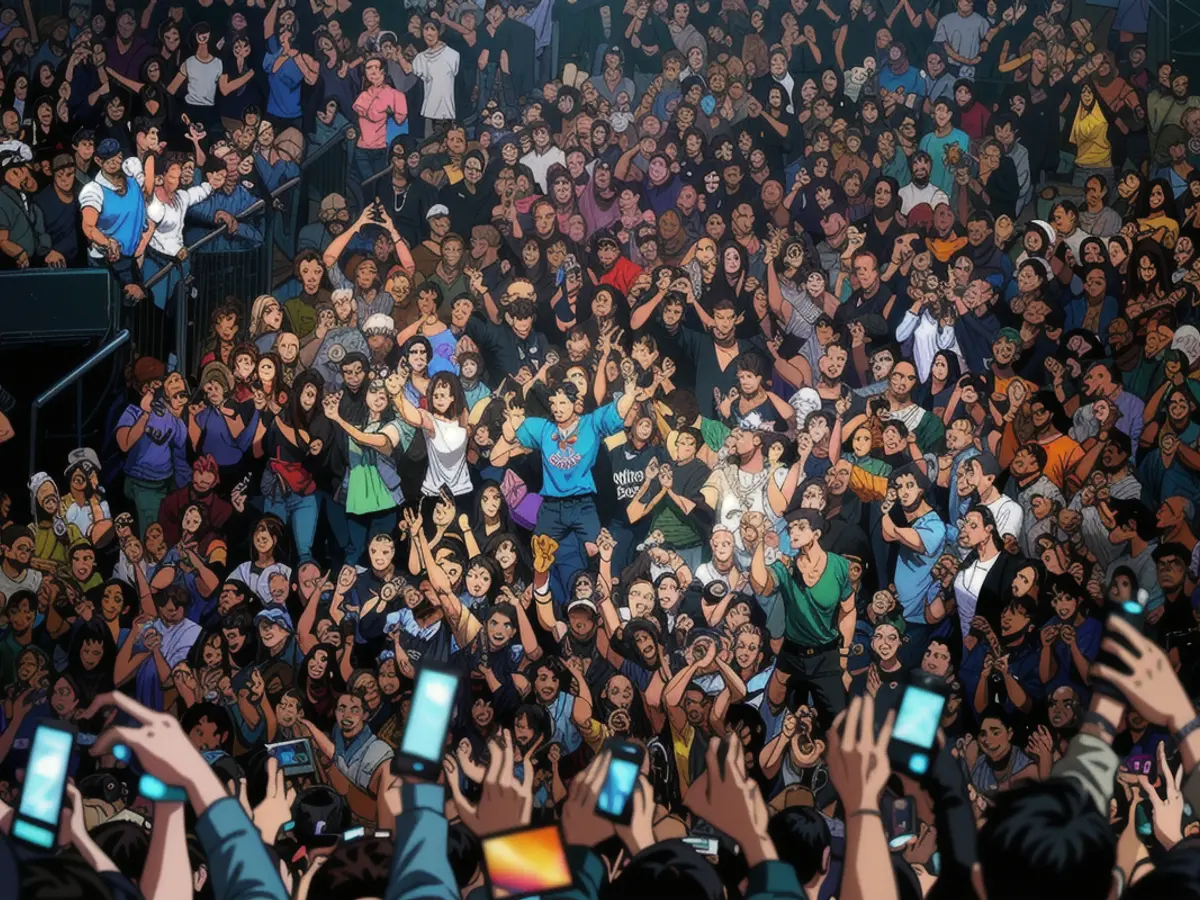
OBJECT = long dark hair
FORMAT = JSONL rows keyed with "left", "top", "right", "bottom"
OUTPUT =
{"left": 959, "top": 503, "right": 1005, "bottom": 564}
{"left": 482, "top": 532, "right": 533, "bottom": 587}
{"left": 296, "top": 643, "right": 347, "bottom": 700}
{"left": 471, "top": 479, "right": 513, "bottom": 534}
{"left": 285, "top": 369, "right": 325, "bottom": 432}
{"left": 427, "top": 371, "right": 467, "bottom": 420}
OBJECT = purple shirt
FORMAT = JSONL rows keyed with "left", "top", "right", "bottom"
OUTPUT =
{"left": 117, "top": 404, "right": 191, "bottom": 486}
{"left": 105, "top": 35, "right": 155, "bottom": 81}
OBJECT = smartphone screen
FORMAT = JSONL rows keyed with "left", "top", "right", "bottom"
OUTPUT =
{"left": 596, "top": 755, "right": 640, "bottom": 820}
{"left": 887, "top": 797, "right": 916, "bottom": 849}
{"left": 14, "top": 724, "right": 74, "bottom": 848}
{"left": 266, "top": 738, "right": 315, "bottom": 776}
{"left": 399, "top": 667, "right": 459, "bottom": 775}
{"left": 482, "top": 825, "right": 573, "bottom": 899}
{"left": 892, "top": 685, "right": 947, "bottom": 751}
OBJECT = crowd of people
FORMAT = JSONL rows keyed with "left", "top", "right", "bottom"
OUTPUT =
{"left": 3, "top": 0, "right": 1200, "bottom": 898}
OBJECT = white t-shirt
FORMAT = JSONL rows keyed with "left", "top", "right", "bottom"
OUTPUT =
{"left": 412, "top": 44, "right": 460, "bottom": 120}
{"left": 953, "top": 552, "right": 999, "bottom": 637}
{"left": 421, "top": 416, "right": 473, "bottom": 497}
{"left": 183, "top": 54, "right": 224, "bottom": 106}
{"left": 147, "top": 183, "right": 214, "bottom": 256}
{"left": 65, "top": 497, "right": 111, "bottom": 540}
{"left": 898, "top": 181, "right": 950, "bottom": 215}
{"left": 0, "top": 566, "right": 42, "bottom": 602}
{"left": 982, "top": 493, "right": 1023, "bottom": 540}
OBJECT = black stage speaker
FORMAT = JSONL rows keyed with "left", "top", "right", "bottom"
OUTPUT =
{"left": 0, "top": 269, "right": 116, "bottom": 345}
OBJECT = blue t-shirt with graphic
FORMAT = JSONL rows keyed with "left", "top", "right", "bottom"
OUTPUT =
{"left": 516, "top": 403, "right": 625, "bottom": 498}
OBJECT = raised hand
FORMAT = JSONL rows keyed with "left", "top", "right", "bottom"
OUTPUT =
{"left": 1092, "top": 616, "right": 1195, "bottom": 731}
{"left": 826, "top": 694, "right": 895, "bottom": 814}
{"left": 253, "top": 756, "right": 298, "bottom": 844}
{"left": 594, "top": 529, "right": 616, "bottom": 562}
{"left": 684, "top": 735, "right": 776, "bottom": 865}
{"left": 443, "top": 730, "right": 533, "bottom": 837}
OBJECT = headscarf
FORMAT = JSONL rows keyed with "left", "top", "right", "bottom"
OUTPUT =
{"left": 29, "top": 471, "right": 67, "bottom": 538}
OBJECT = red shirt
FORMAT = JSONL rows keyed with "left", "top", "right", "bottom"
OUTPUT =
{"left": 599, "top": 256, "right": 643, "bottom": 296}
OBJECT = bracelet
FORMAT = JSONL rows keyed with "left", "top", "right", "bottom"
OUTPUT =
{"left": 1083, "top": 712, "right": 1117, "bottom": 738}
{"left": 1174, "top": 713, "right": 1200, "bottom": 744}
{"left": 848, "top": 808, "right": 882, "bottom": 819}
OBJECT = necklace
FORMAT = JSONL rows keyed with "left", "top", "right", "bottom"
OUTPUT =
{"left": 726, "top": 464, "right": 769, "bottom": 511}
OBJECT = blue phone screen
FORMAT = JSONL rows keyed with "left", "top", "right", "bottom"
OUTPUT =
{"left": 16, "top": 726, "right": 73, "bottom": 847}
{"left": 401, "top": 669, "right": 458, "bottom": 764}
{"left": 892, "top": 686, "right": 946, "bottom": 750}
{"left": 597, "top": 757, "right": 640, "bottom": 817}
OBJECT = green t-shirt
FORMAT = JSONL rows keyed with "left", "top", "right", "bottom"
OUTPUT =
{"left": 770, "top": 553, "right": 852, "bottom": 647}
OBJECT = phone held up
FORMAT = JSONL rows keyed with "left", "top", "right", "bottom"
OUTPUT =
{"left": 594, "top": 739, "right": 645, "bottom": 825}
{"left": 12, "top": 721, "right": 76, "bottom": 849}
{"left": 393, "top": 662, "right": 461, "bottom": 779}
{"left": 886, "top": 672, "right": 950, "bottom": 778}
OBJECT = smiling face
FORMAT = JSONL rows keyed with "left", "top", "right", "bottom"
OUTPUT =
{"left": 978, "top": 716, "right": 1012, "bottom": 761}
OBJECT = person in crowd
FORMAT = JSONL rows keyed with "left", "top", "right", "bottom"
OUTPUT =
{"left": 1, "top": 4, "right": 1200, "bottom": 900}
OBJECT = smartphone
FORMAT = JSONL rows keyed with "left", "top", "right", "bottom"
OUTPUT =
{"left": 12, "top": 721, "right": 76, "bottom": 849}
{"left": 266, "top": 738, "right": 316, "bottom": 777}
{"left": 481, "top": 824, "right": 573, "bottom": 899}
{"left": 1095, "top": 589, "right": 1149, "bottom": 702}
{"left": 595, "top": 740, "right": 644, "bottom": 825}
{"left": 887, "top": 796, "right": 916, "bottom": 850}
{"left": 682, "top": 836, "right": 720, "bottom": 856}
{"left": 887, "top": 676, "right": 949, "bottom": 777}
{"left": 393, "top": 664, "right": 460, "bottom": 778}
{"left": 342, "top": 826, "right": 366, "bottom": 842}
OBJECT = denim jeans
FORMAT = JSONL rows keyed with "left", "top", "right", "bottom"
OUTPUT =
{"left": 141, "top": 248, "right": 190, "bottom": 311}
{"left": 264, "top": 492, "right": 320, "bottom": 564}
{"left": 536, "top": 496, "right": 601, "bottom": 605}
{"left": 606, "top": 518, "right": 649, "bottom": 572}
{"left": 349, "top": 146, "right": 388, "bottom": 213}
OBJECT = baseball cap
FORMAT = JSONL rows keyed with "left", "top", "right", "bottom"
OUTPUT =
{"left": 566, "top": 597, "right": 598, "bottom": 615}
{"left": 0, "top": 151, "right": 25, "bottom": 171}
{"left": 51, "top": 152, "right": 74, "bottom": 171}
{"left": 426, "top": 203, "right": 450, "bottom": 220}
{"left": 96, "top": 138, "right": 123, "bottom": 160}
{"left": 255, "top": 607, "right": 294, "bottom": 631}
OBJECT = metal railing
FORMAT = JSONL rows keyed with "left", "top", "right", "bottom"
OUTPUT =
{"left": 133, "top": 126, "right": 354, "bottom": 378}
{"left": 29, "top": 330, "right": 130, "bottom": 478}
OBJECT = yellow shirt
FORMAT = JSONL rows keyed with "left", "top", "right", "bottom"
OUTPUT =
{"left": 1070, "top": 103, "right": 1112, "bottom": 168}
{"left": 670, "top": 719, "right": 696, "bottom": 795}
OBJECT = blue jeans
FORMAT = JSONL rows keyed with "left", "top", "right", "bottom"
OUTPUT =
{"left": 536, "top": 496, "right": 601, "bottom": 605}
{"left": 606, "top": 518, "right": 649, "bottom": 572}
{"left": 264, "top": 492, "right": 319, "bottom": 564}
{"left": 141, "top": 248, "right": 190, "bottom": 311}
{"left": 349, "top": 146, "right": 388, "bottom": 214}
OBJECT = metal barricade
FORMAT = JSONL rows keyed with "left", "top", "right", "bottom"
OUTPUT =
{"left": 302, "top": 124, "right": 353, "bottom": 224}
{"left": 29, "top": 330, "right": 130, "bottom": 478}
{"left": 132, "top": 133, "right": 353, "bottom": 379}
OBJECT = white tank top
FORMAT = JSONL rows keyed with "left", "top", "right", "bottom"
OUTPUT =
{"left": 421, "top": 415, "right": 473, "bottom": 497}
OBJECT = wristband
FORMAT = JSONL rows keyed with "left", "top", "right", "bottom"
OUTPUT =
{"left": 1175, "top": 713, "right": 1200, "bottom": 745}
{"left": 1083, "top": 711, "right": 1117, "bottom": 739}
